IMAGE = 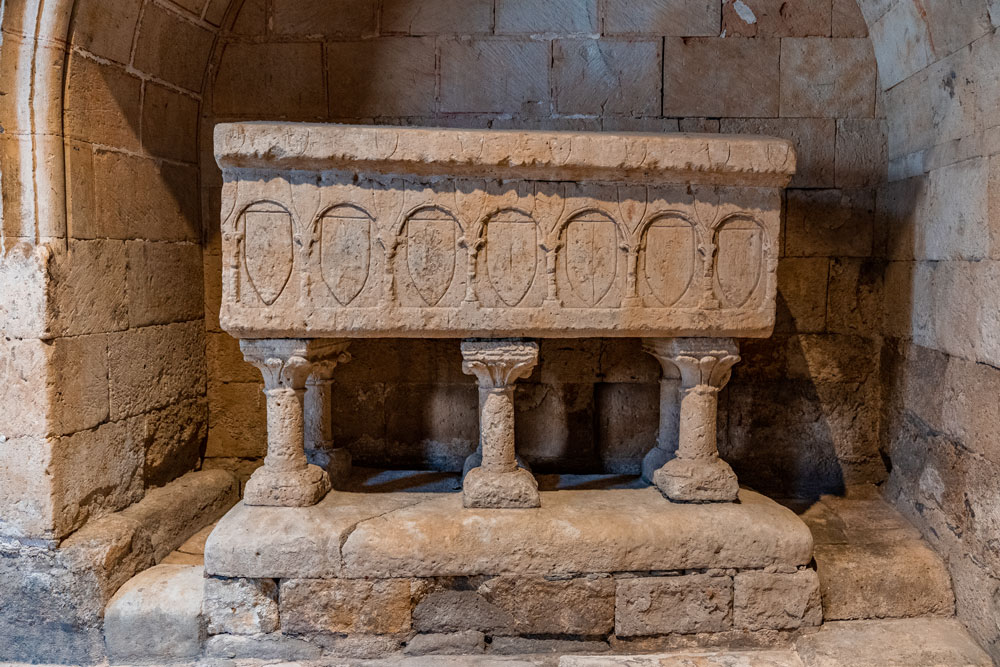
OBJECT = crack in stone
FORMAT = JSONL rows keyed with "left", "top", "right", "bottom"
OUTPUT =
{"left": 336, "top": 496, "right": 436, "bottom": 571}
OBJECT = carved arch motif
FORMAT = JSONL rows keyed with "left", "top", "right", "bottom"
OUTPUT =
{"left": 559, "top": 208, "right": 622, "bottom": 307}
{"left": 713, "top": 214, "right": 766, "bottom": 308}
{"left": 317, "top": 203, "right": 373, "bottom": 306}
{"left": 481, "top": 208, "right": 539, "bottom": 307}
{"left": 640, "top": 212, "right": 697, "bottom": 307}
{"left": 401, "top": 205, "right": 461, "bottom": 306}
{"left": 240, "top": 200, "right": 295, "bottom": 306}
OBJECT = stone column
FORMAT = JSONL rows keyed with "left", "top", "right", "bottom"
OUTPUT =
{"left": 640, "top": 372, "right": 680, "bottom": 484}
{"left": 304, "top": 344, "right": 352, "bottom": 488}
{"left": 240, "top": 339, "right": 349, "bottom": 506}
{"left": 460, "top": 340, "right": 540, "bottom": 509}
{"left": 644, "top": 338, "right": 741, "bottom": 503}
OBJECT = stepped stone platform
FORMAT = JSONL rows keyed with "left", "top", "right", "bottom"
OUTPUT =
{"left": 201, "top": 473, "right": 819, "bottom": 653}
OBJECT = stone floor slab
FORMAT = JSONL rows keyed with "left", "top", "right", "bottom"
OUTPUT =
{"left": 794, "top": 618, "right": 993, "bottom": 666}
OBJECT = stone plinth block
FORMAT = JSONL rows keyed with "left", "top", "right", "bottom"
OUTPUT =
{"left": 104, "top": 564, "right": 205, "bottom": 663}
{"left": 205, "top": 488, "right": 813, "bottom": 580}
{"left": 615, "top": 573, "right": 733, "bottom": 636}
{"left": 203, "top": 576, "right": 279, "bottom": 636}
{"left": 280, "top": 578, "right": 413, "bottom": 635}
{"left": 733, "top": 569, "right": 822, "bottom": 630}
{"left": 214, "top": 123, "right": 794, "bottom": 340}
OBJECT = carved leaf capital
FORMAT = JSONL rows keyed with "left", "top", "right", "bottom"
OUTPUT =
{"left": 460, "top": 340, "right": 539, "bottom": 388}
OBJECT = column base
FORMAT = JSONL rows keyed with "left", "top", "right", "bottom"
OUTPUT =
{"left": 653, "top": 457, "right": 739, "bottom": 503}
{"left": 463, "top": 467, "right": 540, "bottom": 509}
{"left": 462, "top": 448, "right": 532, "bottom": 480}
{"left": 641, "top": 446, "right": 674, "bottom": 484}
{"left": 244, "top": 463, "right": 331, "bottom": 507}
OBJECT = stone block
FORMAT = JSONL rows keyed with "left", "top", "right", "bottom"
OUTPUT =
{"left": 733, "top": 569, "right": 822, "bottom": 630}
{"left": 869, "top": 0, "right": 934, "bottom": 88}
{"left": 204, "top": 576, "right": 279, "bottom": 635}
{"left": 204, "top": 633, "right": 323, "bottom": 660}
{"left": 495, "top": 0, "right": 598, "bottom": 34}
{"left": 50, "top": 333, "right": 111, "bottom": 435}
{"left": 54, "top": 420, "right": 145, "bottom": 537}
{"left": 272, "top": 0, "right": 377, "bottom": 36}
{"left": 440, "top": 39, "right": 550, "bottom": 113}
{"left": 404, "top": 630, "right": 486, "bottom": 655}
{"left": 552, "top": 39, "right": 661, "bottom": 116}
{"left": 0, "top": 437, "right": 58, "bottom": 539}
{"left": 814, "top": 541, "right": 955, "bottom": 620}
{"left": 775, "top": 257, "right": 828, "bottom": 334}
{"left": 595, "top": 382, "right": 661, "bottom": 474}
{"left": 133, "top": 2, "right": 214, "bottom": 91}
{"left": 280, "top": 578, "right": 413, "bottom": 635}
{"left": 327, "top": 38, "right": 436, "bottom": 117}
{"left": 780, "top": 38, "right": 876, "bottom": 118}
{"left": 722, "top": 0, "right": 832, "bottom": 37}
{"left": 794, "top": 618, "right": 993, "bottom": 667}
{"left": 0, "top": 242, "right": 50, "bottom": 339}
{"left": 141, "top": 83, "right": 199, "bottom": 163}
{"left": 69, "top": 0, "right": 142, "bottom": 63}
{"left": 120, "top": 469, "right": 238, "bottom": 561}
{"left": 126, "top": 241, "right": 204, "bottom": 327}
{"left": 663, "top": 38, "right": 780, "bottom": 117}
{"left": 720, "top": 118, "right": 835, "bottom": 188}
{"left": 785, "top": 189, "right": 875, "bottom": 258}
{"left": 479, "top": 575, "right": 615, "bottom": 635}
{"left": 91, "top": 151, "right": 200, "bottom": 241}
{"left": 64, "top": 57, "right": 141, "bottom": 150}
{"left": 833, "top": 0, "right": 869, "bottom": 37}
{"left": 48, "top": 240, "right": 127, "bottom": 336}
{"left": 104, "top": 564, "right": 205, "bottom": 664}
{"left": 836, "top": 119, "right": 888, "bottom": 188}
{"left": 916, "top": 157, "right": 989, "bottom": 261}
{"left": 604, "top": 0, "right": 719, "bottom": 36}
{"left": 214, "top": 42, "right": 326, "bottom": 118}
{"left": 141, "top": 397, "right": 208, "bottom": 488}
{"left": 382, "top": 0, "right": 494, "bottom": 34}
{"left": 615, "top": 574, "right": 733, "bottom": 636}
{"left": 206, "top": 332, "right": 259, "bottom": 383}
{"left": 826, "top": 258, "right": 883, "bottom": 336}
{"left": 412, "top": 590, "right": 515, "bottom": 633}
{"left": 108, "top": 321, "right": 206, "bottom": 420}
{"left": 0, "top": 337, "right": 52, "bottom": 438}
{"left": 206, "top": 381, "right": 267, "bottom": 458}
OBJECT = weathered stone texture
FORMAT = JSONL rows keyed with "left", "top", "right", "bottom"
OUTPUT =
{"left": 733, "top": 570, "right": 822, "bottom": 630}
{"left": 615, "top": 574, "right": 733, "bottom": 637}
{"left": 104, "top": 564, "right": 205, "bottom": 663}
{"left": 204, "top": 576, "right": 279, "bottom": 635}
{"left": 280, "top": 578, "right": 413, "bottom": 635}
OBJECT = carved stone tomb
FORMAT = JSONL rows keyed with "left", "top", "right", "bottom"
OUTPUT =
{"left": 204, "top": 123, "right": 820, "bottom": 647}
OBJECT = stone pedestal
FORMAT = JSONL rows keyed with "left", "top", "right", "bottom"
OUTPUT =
{"left": 460, "top": 340, "right": 539, "bottom": 509}
{"left": 304, "top": 347, "right": 353, "bottom": 488}
{"left": 644, "top": 338, "right": 740, "bottom": 503}
{"left": 240, "top": 339, "right": 350, "bottom": 507}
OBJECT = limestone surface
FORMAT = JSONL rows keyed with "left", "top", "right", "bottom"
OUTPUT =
{"left": 215, "top": 123, "right": 792, "bottom": 339}
{"left": 205, "top": 487, "right": 813, "bottom": 579}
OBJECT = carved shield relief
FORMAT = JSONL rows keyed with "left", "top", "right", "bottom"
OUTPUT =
{"left": 404, "top": 207, "right": 458, "bottom": 306}
{"left": 320, "top": 205, "right": 372, "bottom": 305}
{"left": 486, "top": 210, "right": 537, "bottom": 306}
{"left": 643, "top": 216, "right": 696, "bottom": 307}
{"left": 564, "top": 211, "right": 618, "bottom": 306}
{"left": 242, "top": 202, "right": 294, "bottom": 306}
{"left": 714, "top": 217, "right": 764, "bottom": 307}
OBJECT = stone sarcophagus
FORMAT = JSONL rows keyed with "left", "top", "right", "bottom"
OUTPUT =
{"left": 215, "top": 123, "right": 796, "bottom": 508}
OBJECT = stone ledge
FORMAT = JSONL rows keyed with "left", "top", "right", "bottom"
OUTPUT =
{"left": 215, "top": 123, "right": 797, "bottom": 187}
{"left": 205, "top": 487, "right": 812, "bottom": 579}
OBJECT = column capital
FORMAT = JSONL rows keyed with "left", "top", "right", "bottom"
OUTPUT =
{"left": 643, "top": 337, "right": 740, "bottom": 391}
{"left": 460, "top": 340, "right": 539, "bottom": 388}
{"left": 241, "top": 339, "right": 350, "bottom": 390}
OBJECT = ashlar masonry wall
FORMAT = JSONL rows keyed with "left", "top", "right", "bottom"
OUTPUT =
{"left": 200, "top": 0, "right": 889, "bottom": 499}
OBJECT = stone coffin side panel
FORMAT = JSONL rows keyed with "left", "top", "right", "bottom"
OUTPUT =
{"left": 615, "top": 573, "right": 733, "bottom": 637}
{"left": 218, "top": 171, "right": 783, "bottom": 338}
